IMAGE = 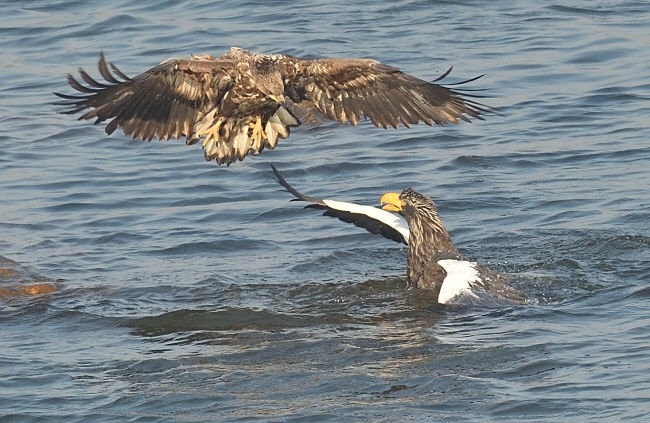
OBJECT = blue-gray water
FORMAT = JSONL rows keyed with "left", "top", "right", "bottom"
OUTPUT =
{"left": 1, "top": 1, "right": 650, "bottom": 421}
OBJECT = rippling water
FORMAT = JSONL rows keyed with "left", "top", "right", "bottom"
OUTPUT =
{"left": 1, "top": 1, "right": 650, "bottom": 421}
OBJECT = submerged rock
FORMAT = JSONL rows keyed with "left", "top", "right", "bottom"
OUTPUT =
{"left": 0, "top": 256, "right": 61, "bottom": 299}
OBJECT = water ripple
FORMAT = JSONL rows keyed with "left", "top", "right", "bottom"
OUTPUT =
{"left": 2, "top": 0, "right": 650, "bottom": 421}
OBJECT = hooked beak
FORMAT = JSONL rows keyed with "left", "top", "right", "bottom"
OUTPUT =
{"left": 380, "top": 192, "right": 402, "bottom": 212}
{"left": 268, "top": 94, "right": 285, "bottom": 104}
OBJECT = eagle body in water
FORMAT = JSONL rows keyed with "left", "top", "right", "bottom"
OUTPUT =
{"left": 271, "top": 165, "right": 524, "bottom": 305}
{"left": 56, "top": 47, "right": 493, "bottom": 165}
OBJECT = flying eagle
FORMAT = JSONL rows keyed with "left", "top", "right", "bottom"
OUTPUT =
{"left": 271, "top": 165, "right": 524, "bottom": 305}
{"left": 55, "top": 47, "right": 494, "bottom": 165}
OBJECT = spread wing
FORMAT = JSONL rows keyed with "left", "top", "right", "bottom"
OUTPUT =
{"left": 54, "top": 53, "right": 236, "bottom": 142}
{"left": 271, "top": 165, "right": 409, "bottom": 245}
{"left": 289, "top": 58, "right": 493, "bottom": 129}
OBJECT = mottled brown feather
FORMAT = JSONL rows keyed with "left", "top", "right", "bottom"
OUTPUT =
{"left": 294, "top": 58, "right": 488, "bottom": 129}
{"left": 55, "top": 48, "right": 496, "bottom": 165}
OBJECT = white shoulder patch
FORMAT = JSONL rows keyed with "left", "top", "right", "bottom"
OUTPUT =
{"left": 437, "top": 259, "right": 481, "bottom": 304}
{"left": 322, "top": 199, "right": 410, "bottom": 244}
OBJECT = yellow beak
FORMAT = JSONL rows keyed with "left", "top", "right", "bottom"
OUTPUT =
{"left": 380, "top": 192, "right": 402, "bottom": 212}
{"left": 268, "top": 94, "right": 285, "bottom": 103}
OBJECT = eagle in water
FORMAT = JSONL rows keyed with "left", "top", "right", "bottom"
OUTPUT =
{"left": 55, "top": 47, "right": 494, "bottom": 165}
{"left": 271, "top": 165, "right": 524, "bottom": 305}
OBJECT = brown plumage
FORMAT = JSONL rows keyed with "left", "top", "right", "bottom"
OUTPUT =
{"left": 381, "top": 189, "right": 459, "bottom": 291}
{"left": 380, "top": 189, "right": 524, "bottom": 304}
{"left": 55, "top": 47, "right": 495, "bottom": 165}
{"left": 273, "top": 166, "right": 523, "bottom": 305}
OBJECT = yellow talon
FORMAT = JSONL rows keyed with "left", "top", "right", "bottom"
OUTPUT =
{"left": 249, "top": 116, "right": 267, "bottom": 143}
{"left": 198, "top": 119, "right": 223, "bottom": 145}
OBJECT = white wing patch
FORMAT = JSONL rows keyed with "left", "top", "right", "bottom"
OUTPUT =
{"left": 437, "top": 259, "right": 481, "bottom": 304}
{"left": 322, "top": 199, "right": 410, "bottom": 244}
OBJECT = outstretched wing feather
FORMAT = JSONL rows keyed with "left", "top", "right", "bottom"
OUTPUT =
{"left": 54, "top": 53, "right": 235, "bottom": 141}
{"left": 271, "top": 165, "right": 409, "bottom": 245}
{"left": 293, "top": 59, "right": 495, "bottom": 128}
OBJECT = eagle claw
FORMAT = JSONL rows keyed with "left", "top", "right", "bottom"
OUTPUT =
{"left": 249, "top": 116, "right": 267, "bottom": 144}
{"left": 198, "top": 119, "right": 223, "bottom": 145}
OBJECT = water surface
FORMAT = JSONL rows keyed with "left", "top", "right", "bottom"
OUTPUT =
{"left": 1, "top": 1, "right": 649, "bottom": 421}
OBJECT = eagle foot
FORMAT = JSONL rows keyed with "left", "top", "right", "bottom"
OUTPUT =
{"left": 198, "top": 119, "right": 223, "bottom": 145}
{"left": 249, "top": 116, "right": 267, "bottom": 145}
